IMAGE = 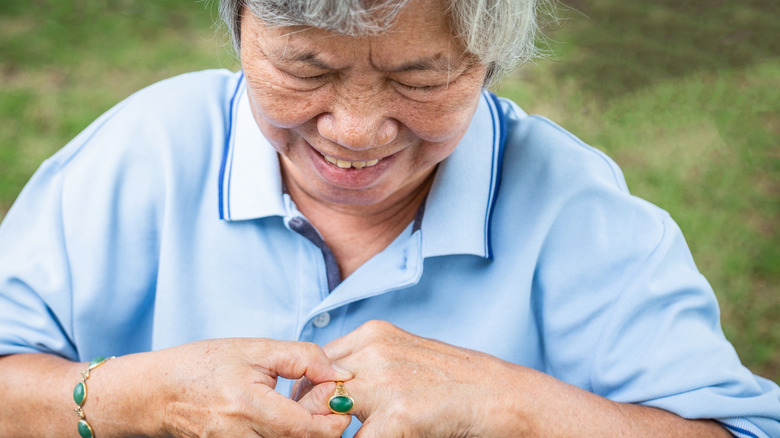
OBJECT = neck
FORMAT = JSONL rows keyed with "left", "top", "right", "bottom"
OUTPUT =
{"left": 285, "top": 170, "right": 434, "bottom": 280}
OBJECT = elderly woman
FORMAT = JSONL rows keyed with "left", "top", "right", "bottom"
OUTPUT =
{"left": 0, "top": 0, "right": 778, "bottom": 437}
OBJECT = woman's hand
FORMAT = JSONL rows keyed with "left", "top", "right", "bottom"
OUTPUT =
{"left": 293, "top": 320, "right": 515, "bottom": 437}
{"left": 293, "top": 321, "right": 732, "bottom": 438}
{"left": 74, "top": 338, "right": 353, "bottom": 437}
{"left": 140, "top": 338, "right": 353, "bottom": 437}
{"left": 0, "top": 339, "right": 352, "bottom": 437}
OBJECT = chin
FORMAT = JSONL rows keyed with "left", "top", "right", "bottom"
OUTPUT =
{"left": 320, "top": 190, "right": 389, "bottom": 206}
{"left": 307, "top": 180, "right": 398, "bottom": 206}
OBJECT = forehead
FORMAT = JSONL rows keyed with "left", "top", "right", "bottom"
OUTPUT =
{"left": 242, "top": 0, "right": 465, "bottom": 69}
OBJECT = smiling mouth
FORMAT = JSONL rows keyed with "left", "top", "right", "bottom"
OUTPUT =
{"left": 321, "top": 153, "right": 380, "bottom": 169}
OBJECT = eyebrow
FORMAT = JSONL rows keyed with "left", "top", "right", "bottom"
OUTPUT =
{"left": 382, "top": 55, "right": 460, "bottom": 73}
{"left": 268, "top": 44, "right": 461, "bottom": 73}
{"left": 268, "top": 45, "right": 335, "bottom": 70}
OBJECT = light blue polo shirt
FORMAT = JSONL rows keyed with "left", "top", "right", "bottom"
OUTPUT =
{"left": 0, "top": 70, "right": 778, "bottom": 437}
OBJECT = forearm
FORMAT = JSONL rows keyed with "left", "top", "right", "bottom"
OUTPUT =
{"left": 0, "top": 353, "right": 163, "bottom": 437}
{"left": 2, "top": 340, "right": 354, "bottom": 438}
{"left": 491, "top": 362, "right": 731, "bottom": 437}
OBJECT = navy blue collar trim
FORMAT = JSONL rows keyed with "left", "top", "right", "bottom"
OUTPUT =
{"left": 218, "top": 72, "right": 245, "bottom": 220}
{"left": 485, "top": 91, "right": 507, "bottom": 259}
{"left": 723, "top": 424, "right": 759, "bottom": 438}
{"left": 412, "top": 193, "right": 427, "bottom": 233}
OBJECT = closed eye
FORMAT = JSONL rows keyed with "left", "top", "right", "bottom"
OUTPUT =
{"left": 395, "top": 81, "right": 442, "bottom": 93}
{"left": 288, "top": 71, "right": 331, "bottom": 81}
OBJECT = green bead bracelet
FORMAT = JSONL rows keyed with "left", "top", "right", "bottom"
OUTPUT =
{"left": 73, "top": 356, "right": 115, "bottom": 438}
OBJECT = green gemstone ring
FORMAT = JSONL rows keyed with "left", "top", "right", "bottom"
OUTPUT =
{"left": 328, "top": 382, "right": 355, "bottom": 414}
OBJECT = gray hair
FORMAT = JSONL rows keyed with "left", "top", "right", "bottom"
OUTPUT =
{"left": 218, "top": 0, "right": 551, "bottom": 86}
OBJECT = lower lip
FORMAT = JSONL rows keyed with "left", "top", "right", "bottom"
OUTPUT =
{"left": 306, "top": 143, "right": 396, "bottom": 189}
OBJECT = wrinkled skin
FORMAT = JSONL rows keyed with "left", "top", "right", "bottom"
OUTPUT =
{"left": 293, "top": 321, "right": 514, "bottom": 437}
{"left": 293, "top": 321, "right": 732, "bottom": 438}
{"left": 239, "top": 0, "right": 487, "bottom": 279}
{"left": 0, "top": 339, "right": 353, "bottom": 437}
{"left": 154, "top": 339, "right": 353, "bottom": 437}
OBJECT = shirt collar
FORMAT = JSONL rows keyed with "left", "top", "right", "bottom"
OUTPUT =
{"left": 219, "top": 73, "right": 286, "bottom": 221}
{"left": 420, "top": 90, "right": 506, "bottom": 259}
{"left": 219, "top": 74, "right": 506, "bottom": 259}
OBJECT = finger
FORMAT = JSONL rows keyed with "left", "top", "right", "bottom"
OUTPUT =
{"left": 257, "top": 340, "right": 353, "bottom": 383}
{"left": 323, "top": 320, "right": 399, "bottom": 360}
{"left": 291, "top": 376, "right": 315, "bottom": 402}
{"left": 297, "top": 381, "right": 339, "bottom": 415}
{"left": 255, "top": 386, "right": 352, "bottom": 436}
{"left": 298, "top": 378, "right": 377, "bottom": 425}
{"left": 321, "top": 331, "right": 360, "bottom": 362}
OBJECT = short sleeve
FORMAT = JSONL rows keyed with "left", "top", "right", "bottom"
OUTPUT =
{"left": 0, "top": 160, "right": 78, "bottom": 359}
{"left": 510, "top": 119, "right": 780, "bottom": 437}
{"left": 590, "top": 214, "right": 780, "bottom": 437}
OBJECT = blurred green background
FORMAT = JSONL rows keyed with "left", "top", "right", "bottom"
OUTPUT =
{"left": 0, "top": 0, "right": 778, "bottom": 382}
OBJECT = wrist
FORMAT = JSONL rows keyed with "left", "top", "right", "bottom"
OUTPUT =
{"left": 73, "top": 356, "right": 116, "bottom": 438}
{"left": 77, "top": 352, "right": 170, "bottom": 437}
{"left": 472, "top": 360, "right": 540, "bottom": 437}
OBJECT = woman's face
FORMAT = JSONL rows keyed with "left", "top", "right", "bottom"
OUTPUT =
{"left": 240, "top": 0, "right": 487, "bottom": 208}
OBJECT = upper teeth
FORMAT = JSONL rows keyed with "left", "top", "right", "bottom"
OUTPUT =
{"left": 323, "top": 154, "right": 380, "bottom": 169}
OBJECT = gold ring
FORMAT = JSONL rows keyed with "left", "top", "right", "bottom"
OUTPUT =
{"left": 328, "top": 382, "right": 354, "bottom": 414}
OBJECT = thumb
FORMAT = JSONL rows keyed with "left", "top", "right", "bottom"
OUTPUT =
{"left": 291, "top": 376, "right": 316, "bottom": 402}
{"left": 265, "top": 341, "right": 352, "bottom": 383}
{"left": 297, "top": 381, "right": 342, "bottom": 415}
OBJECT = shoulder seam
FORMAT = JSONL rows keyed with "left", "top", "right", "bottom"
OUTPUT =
{"left": 526, "top": 114, "right": 629, "bottom": 193}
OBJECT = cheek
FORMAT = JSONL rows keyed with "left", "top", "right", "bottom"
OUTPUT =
{"left": 243, "top": 72, "right": 330, "bottom": 156}
{"left": 399, "top": 92, "right": 481, "bottom": 143}
{"left": 242, "top": 62, "right": 327, "bottom": 130}
{"left": 403, "top": 66, "right": 486, "bottom": 142}
{"left": 412, "top": 140, "right": 459, "bottom": 170}
{"left": 407, "top": 109, "right": 473, "bottom": 143}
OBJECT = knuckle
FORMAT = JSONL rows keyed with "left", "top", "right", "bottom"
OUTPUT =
{"left": 362, "top": 319, "right": 394, "bottom": 334}
{"left": 298, "top": 341, "right": 322, "bottom": 356}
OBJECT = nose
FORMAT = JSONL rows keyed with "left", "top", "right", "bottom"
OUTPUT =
{"left": 317, "top": 98, "right": 398, "bottom": 151}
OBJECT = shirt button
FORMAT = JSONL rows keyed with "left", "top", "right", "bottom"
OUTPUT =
{"left": 312, "top": 312, "right": 331, "bottom": 328}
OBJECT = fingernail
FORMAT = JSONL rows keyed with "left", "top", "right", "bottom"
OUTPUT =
{"left": 332, "top": 363, "right": 352, "bottom": 379}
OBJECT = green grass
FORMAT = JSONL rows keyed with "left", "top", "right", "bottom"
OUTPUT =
{"left": 0, "top": 0, "right": 238, "bottom": 209}
{"left": 1, "top": 1, "right": 778, "bottom": 382}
